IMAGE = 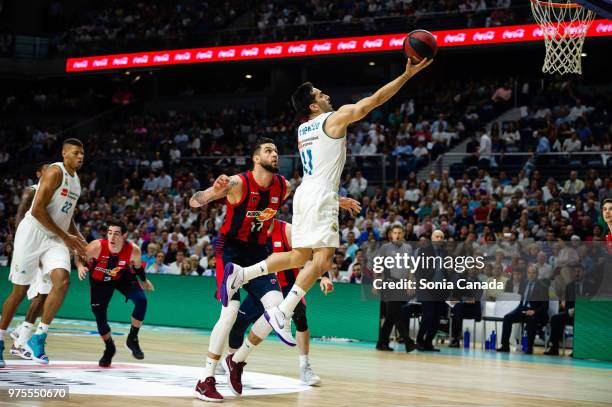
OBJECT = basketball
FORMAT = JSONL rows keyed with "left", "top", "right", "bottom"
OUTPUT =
{"left": 403, "top": 29, "right": 438, "bottom": 63}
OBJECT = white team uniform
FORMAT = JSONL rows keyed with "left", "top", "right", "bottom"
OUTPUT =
{"left": 9, "top": 162, "right": 81, "bottom": 286}
{"left": 292, "top": 111, "right": 346, "bottom": 248}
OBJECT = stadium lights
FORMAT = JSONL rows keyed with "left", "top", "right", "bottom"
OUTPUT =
{"left": 581, "top": 52, "right": 587, "bottom": 57}
{"left": 368, "top": 61, "right": 376, "bottom": 66}
{"left": 245, "top": 74, "right": 253, "bottom": 79}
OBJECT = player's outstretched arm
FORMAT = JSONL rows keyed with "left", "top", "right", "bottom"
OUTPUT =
{"left": 189, "top": 174, "right": 243, "bottom": 208}
{"left": 76, "top": 239, "right": 102, "bottom": 280}
{"left": 31, "top": 165, "right": 86, "bottom": 257}
{"left": 15, "top": 187, "right": 35, "bottom": 229}
{"left": 325, "top": 58, "right": 432, "bottom": 135}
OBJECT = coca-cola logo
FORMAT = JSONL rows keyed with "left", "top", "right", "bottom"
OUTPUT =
{"left": 241, "top": 48, "right": 259, "bottom": 57}
{"left": 112, "top": 57, "right": 128, "bottom": 65}
{"left": 472, "top": 31, "right": 495, "bottom": 41}
{"left": 92, "top": 58, "right": 108, "bottom": 67}
{"left": 337, "top": 40, "right": 357, "bottom": 50}
{"left": 502, "top": 29, "right": 525, "bottom": 39}
{"left": 533, "top": 27, "right": 557, "bottom": 37}
{"left": 312, "top": 42, "right": 332, "bottom": 52}
{"left": 218, "top": 49, "right": 236, "bottom": 58}
{"left": 444, "top": 33, "right": 466, "bottom": 43}
{"left": 153, "top": 54, "right": 170, "bottom": 62}
{"left": 133, "top": 55, "right": 149, "bottom": 64}
{"left": 564, "top": 25, "right": 588, "bottom": 35}
{"left": 363, "top": 39, "right": 383, "bottom": 48}
{"left": 389, "top": 38, "right": 404, "bottom": 47}
{"left": 596, "top": 23, "right": 612, "bottom": 33}
{"left": 174, "top": 52, "right": 191, "bottom": 61}
{"left": 264, "top": 46, "right": 283, "bottom": 55}
{"left": 73, "top": 60, "right": 88, "bottom": 68}
{"left": 196, "top": 51, "right": 213, "bottom": 59}
{"left": 288, "top": 44, "right": 307, "bottom": 53}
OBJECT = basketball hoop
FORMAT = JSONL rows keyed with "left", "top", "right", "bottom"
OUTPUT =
{"left": 530, "top": 0, "right": 596, "bottom": 75}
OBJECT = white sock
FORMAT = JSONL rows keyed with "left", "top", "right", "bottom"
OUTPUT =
{"left": 299, "top": 354, "right": 309, "bottom": 368}
{"left": 279, "top": 285, "right": 306, "bottom": 316}
{"left": 0, "top": 329, "right": 6, "bottom": 340}
{"left": 17, "top": 324, "right": 35, "bottom": 347}
{"left": 243, "top": 261, "right": 268, "bottom": 282}
{"left": 35, "top": 323, "right": 49, "bottom": 335}
{"left": 233, "top": 338, "right": 255, "bottom": 363}
{"left": 204, "top": 357, "right": 218, "bottom": 378}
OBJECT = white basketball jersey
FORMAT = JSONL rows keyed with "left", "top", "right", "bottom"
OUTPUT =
{"left": 25, "top": 162, "right": 81, "bottom": 235}
{"left": 297, "top": 111, "right": 346, "bottom": 191}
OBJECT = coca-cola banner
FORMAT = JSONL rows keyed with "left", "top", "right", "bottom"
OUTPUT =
{"left": 66, "top": 19, "right": 612, "bottom": 72}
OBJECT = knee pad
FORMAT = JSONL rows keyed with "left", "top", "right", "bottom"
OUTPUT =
{"left": 260, "top": 290, "right": 283, "bottom": 310}
{"left": 292, "top": 309, "right": 308, "bottom": 332}
{"left": 228, "top": 317, "right": 251, "bottom": 349}
{"left": 131, "top": 293, "right": 147, "bottom": 322}
{"left": 91, "top": 304, "right": 110, "bottom": 336}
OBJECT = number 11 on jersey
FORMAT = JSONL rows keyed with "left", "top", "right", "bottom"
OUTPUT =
{"left": 300, "top": 149, "right": 313, "bottom": 175}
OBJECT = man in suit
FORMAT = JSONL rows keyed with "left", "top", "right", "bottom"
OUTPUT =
{"left": 449, "top": 267, "right": 483, "bottom": 347}
{"left": 544, "top": 265, "right": 597, "bottom": 355}
{"left": 497, "top": 264, "right": 549, "bottom": 354}
{"left": 375, "top": 225, "right": 415, "bottom": 352}
{"left": 416, "top": 230, "right": 449, "bottom": 352}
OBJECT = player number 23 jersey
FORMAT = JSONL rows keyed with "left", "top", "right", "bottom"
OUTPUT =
{"left": 297, "top": 111, "right": 346, "bottom": 191}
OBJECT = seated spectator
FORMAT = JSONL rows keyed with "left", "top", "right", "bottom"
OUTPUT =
{"left": 544, "top": 265, "right": 598, "bottom": 355}
{"left": 497, "top": 265, "right": 549, "bottom": 354}
{"left": 449, "top": 267, "right": 483, "bottom": 347}
{"left": 141, "top": 243, "right": 158, "bottom": 269}
{"left": 167, "top": 249, "right": 186, "bottom": 275}
{"left": 188, "top": 254, "right": 206, "bottom": 276}
{"left": 146, "top": 251, "right": 169, "bottom": 274}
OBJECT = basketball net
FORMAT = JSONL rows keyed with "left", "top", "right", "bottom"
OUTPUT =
{"left": 530, "top": 0, "right": 596, "bottom": 75}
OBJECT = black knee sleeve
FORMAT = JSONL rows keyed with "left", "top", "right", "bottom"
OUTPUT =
{"left": 292, "top": 307, "right": 308, "bottom": 332}
{"left": 228, "top": 317, "right": 251, "bottom": 349}
{"left": 92, "top": 304, "right": 111, "bottom": 336}
{"left": 131, "top": 294, "right": 147, "bottom": 322}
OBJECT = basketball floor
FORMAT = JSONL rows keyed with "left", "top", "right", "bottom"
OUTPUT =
{"left": 0, "top": 319, "right": 611, "bottom": 406}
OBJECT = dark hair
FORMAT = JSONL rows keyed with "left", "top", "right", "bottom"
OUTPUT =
{"left": 252, "top": 137, "right": 276, "bottom": 157}
{"left": 107, "top": 219, "right": 127, "bottom": 234}
{"left": 603, "top": 198, "right": 612, "bottom": 207}
{"left": 291, "top": 82, "right": 315, "bottom": 117}
{"left": 37, "top": 162, "right": 51, "bottom": 172}
{"left": 63, "top": 138, "right": 83, "bottom": 148}
{"left": 390, "top": 224, "right": 404, "bottom": 232}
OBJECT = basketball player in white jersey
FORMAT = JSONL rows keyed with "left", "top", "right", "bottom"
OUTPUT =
{"left": 0, "top": 139, "right": 86, "bottom": 367}
{"left": 221, "top": 57, "right": 433, "bottom": 346}
{"left": 8, "top": 163, "right": 53, "bottom": 359}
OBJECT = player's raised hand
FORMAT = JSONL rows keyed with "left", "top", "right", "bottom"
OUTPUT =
{"left": 339, "top": 197, "right": 362, "bottom": 217}
{"left": 77, "top": 264, "right": 88, "bottom": 280}
{"left": 213, "top": 174, "right": 230, "bottom": 191}
{"left": 143, "top": 280, "right": 155, "bottom": 291}
{"left": 64, "top": 233, "right": 87, "bottom": 257}
{"left": 404, "top": 57, "right": 433, "bottom": 77}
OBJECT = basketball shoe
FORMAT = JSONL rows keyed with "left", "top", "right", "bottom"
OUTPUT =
{"left": 194, "top": 377, "right": 223, "bottom": 402}
{"left": 25, "top": 333, "right": 48, "bottom": 364}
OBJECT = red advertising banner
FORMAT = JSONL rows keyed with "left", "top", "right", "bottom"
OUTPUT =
{"left": 66, "top": 20, "right": 612, "bottom": 72}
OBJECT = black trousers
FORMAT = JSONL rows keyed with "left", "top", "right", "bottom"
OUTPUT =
{"left": 549, "top": 311, "right": 573, "bottom": 349}
{"left": 501, "top": 308, "right": 547, "bottom": 350}
{"left": 378, "top": 301, "right": 411, "bottom": 346}
{"left": 417, "top": 301, "right": 447, "bottom": 346}
{"left": 451, "top": 302, "right": 482, "bottom": 340}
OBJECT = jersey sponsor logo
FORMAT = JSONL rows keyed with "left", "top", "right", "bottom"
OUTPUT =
{"left": 246, "top": 208, "right": 277, "bottom": 222}
{"left": 3, "top": 360, "right": 309, "bottom": 397}
{"left": 271, "top": 197, "right": 279, "bottom": 203}
{"left": 60, "top": 188, "right": 68, "bottom": 197}
{"left": 331, "top": 222, "right": 339, "bottom": 232}
{"left": 94, "top": 266, "right": 122, "bottom": 277}
{"left": 274, "top": 241, "right": 282, "bottom": 248}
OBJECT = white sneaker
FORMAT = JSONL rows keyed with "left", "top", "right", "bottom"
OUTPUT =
{"left": 215, "top": 361, "right": 226, "bottom": 375}
{"left": 300, "top": 364, "right": 321, "bottom": 386}
{"left": 9, "top": 326, "right": 21, "bottom": 342}
{"left": 221, "top": 263, "right": 245, "bottom": 307}
{"left": 264, "top": 306, "right": 296, "bottom": 347}
{"left": 10, "top": 344, "right": 32, "bottom": 360}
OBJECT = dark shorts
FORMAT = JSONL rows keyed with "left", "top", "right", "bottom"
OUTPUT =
{"left": 90, "top": 275, "right": 144, "bottom": 308}
{"left": 215, "top": 236, "right": 280, "bottom": 302}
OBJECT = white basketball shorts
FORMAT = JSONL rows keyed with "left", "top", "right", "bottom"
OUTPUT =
{"left": 291, "top": 182, "right": 340, "bottom": 249}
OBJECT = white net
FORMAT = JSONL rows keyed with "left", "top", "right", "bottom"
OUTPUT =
{"left": 530, "top": 0, "right": 596, "bottom": 75}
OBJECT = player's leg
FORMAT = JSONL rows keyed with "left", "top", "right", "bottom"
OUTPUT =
{"left": 90, "top": 281, "right": 116, "bottom": 367}
{"left": 26, "top": 241, "right": 72, "bottom": 364}
{"left": 119, "top": 279, "right": 148, "bottom": 360}
{"left": 1, "top": 227, "right": 42, "bottom": 367}
{"left": 228, "top": 293, "right": 263, "bottom": 353}
{"left": 226, "top": 288, "right": 283, "bottom": 395}
{"left": 221, "top": 248, "right": 311, "bottom": 306}
{"left": 293, "top": 300, "right": 321, "bottom": 386}
{"left": 11, "top": 294, "right": 46, "bottom": 359}
{"left": 265, "top": 247, "right": 335, "bottom": 345}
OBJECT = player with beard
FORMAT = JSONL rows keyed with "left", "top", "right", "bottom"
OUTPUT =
{"left": 189, "top": 138, "right": 291, "bottom": 402}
